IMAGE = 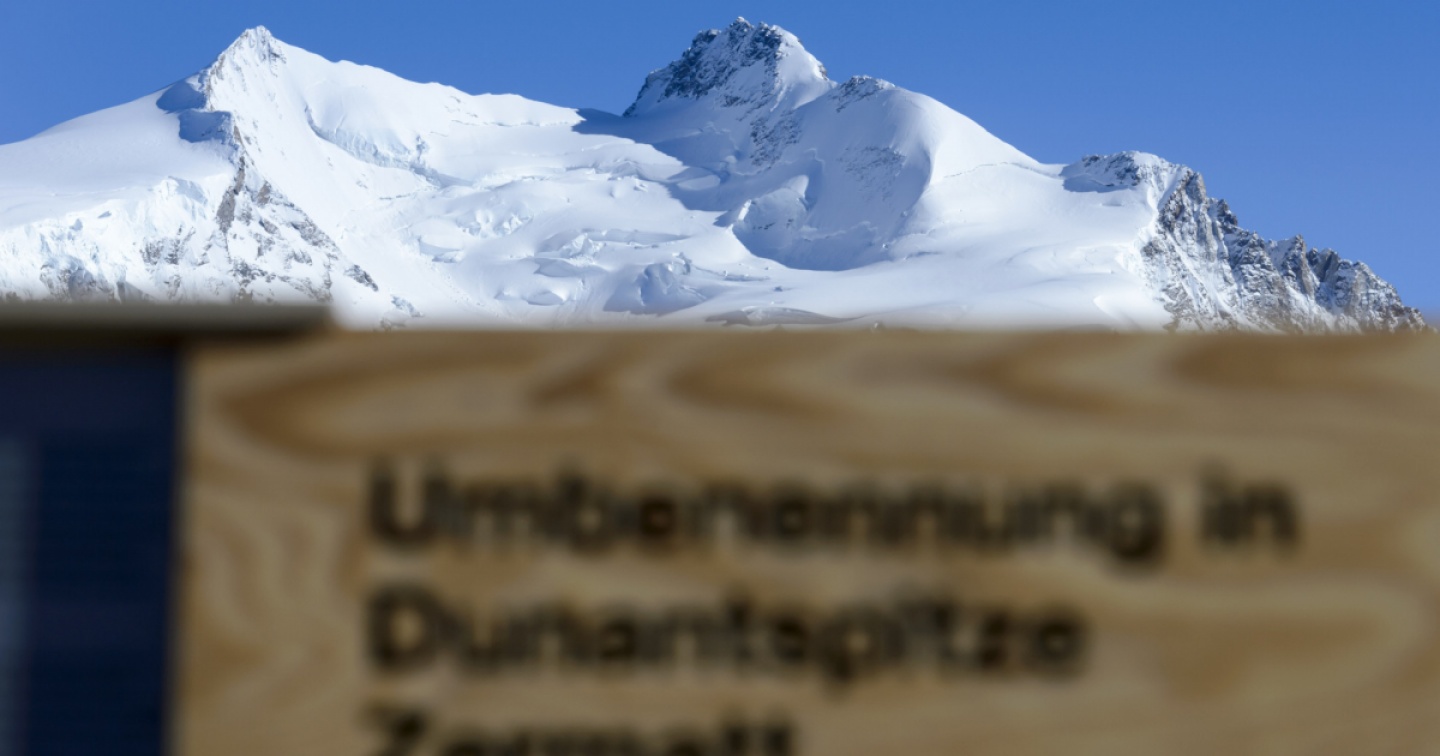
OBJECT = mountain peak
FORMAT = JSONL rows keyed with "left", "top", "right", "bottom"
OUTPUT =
{"left": 210, "top": 26, "right": 288, "bottom": 78}
{"left": 235, "top": 25, "right": 275, "bottom": 44}
{"left": 625, "top": 19, "right": 831, "bottom": 117}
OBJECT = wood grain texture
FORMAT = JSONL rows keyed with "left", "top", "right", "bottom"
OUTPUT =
{"left": 175, "top": 331, "right": 1440, "bottom": 755}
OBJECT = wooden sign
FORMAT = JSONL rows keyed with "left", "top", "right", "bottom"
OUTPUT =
{"left": 175, "top": 331, "right": 1440, "bottom": 754}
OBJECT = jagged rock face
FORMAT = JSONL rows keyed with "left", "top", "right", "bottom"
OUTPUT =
{"left": 626, "top": 18, "right": 831, "bottom": 118}
{"left": 0, "top": 23, "right": 1424, "bottom": 331}
{"left": 1063, "top": 153, "right": 1424, "bottom": 331}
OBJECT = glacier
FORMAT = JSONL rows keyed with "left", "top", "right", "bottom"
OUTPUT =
{"left": 0, "top": 20, "right": 1424, "bottom": 331}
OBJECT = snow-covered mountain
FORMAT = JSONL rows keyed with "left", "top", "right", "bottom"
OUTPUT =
{"left": 0, "top": 20, "right": 1424, "bottom": 330}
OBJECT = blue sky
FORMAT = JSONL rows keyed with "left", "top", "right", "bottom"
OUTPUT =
{"left": 2, "top": 0, "right": 1436, "bottom": 309}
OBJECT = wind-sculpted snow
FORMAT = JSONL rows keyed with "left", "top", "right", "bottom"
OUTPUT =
{"left": 0, "top": 21, "right": 1423, "bottom": 331}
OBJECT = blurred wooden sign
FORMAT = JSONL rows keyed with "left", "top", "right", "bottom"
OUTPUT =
{"left": 175, "top": 331, "right": 1440, "bottom": 754}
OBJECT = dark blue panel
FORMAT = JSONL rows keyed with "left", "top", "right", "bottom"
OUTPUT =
{"left": 0, "top": 441, "right": 30, "bottom": 755}
{"left": 0, "top": 349, "right": 178, "bottom": 756}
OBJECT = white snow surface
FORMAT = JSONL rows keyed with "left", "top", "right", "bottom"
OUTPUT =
{"left": 0, "top": 20, "right": 1422, "bottom": 330}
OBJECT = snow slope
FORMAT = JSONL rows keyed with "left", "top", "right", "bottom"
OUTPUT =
{"left": 0, "top": 20, "right": 1424, "bottom": 331}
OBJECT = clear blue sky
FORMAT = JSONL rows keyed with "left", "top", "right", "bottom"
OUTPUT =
{"left": 2, "top": 0, "right": 1436, "bottom": 309}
